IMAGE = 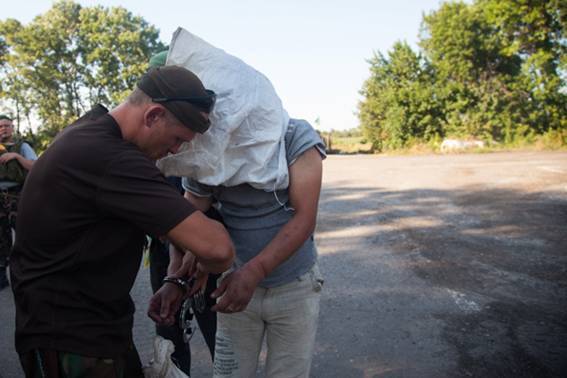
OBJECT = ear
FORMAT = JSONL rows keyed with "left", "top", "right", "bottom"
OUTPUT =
{"left": 144, "top": 105, "right": 166, "bottom": 128}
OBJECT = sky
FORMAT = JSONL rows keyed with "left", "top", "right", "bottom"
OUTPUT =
{"left": 3, "top": 0, "right": 445, "bottom": 131}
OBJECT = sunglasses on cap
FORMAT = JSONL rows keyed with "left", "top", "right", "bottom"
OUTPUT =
{"left": 152, "top": 89, "right": 217, "bottom": 114}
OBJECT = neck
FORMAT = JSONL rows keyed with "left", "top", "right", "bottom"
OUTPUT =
{"left": 109, "top": 102, "right": 143, "bottom": 144}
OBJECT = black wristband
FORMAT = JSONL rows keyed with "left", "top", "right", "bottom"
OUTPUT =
{"left": 162, "top": 276, "right": 188, "bottom": 292}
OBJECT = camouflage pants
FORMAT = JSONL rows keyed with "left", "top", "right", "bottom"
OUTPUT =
{"left": 0, "top": 189, "right": 19, "bottom": 267}
{"left": 19, "top": 344, "right": 143, "bottom": 378}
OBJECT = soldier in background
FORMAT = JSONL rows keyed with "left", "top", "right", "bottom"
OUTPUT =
{"left": 0, "top": 114, "right": 37, "bottom": 290}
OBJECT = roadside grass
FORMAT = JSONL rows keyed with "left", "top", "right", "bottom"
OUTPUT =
{"left": 323, "top": 136, "right": 373, "bottom": 154}
{"left": 325, "top": 130, "right": 567, "bottom": 155}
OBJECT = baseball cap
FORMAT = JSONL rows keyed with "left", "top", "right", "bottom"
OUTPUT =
{"left": 149, "top": 50, "right": 168, "bottom": 68}
{"left": 137, "top": 66, "right": 216, "bottom": 133}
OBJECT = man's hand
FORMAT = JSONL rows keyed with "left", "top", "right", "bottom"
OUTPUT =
{"left": 188, "top": 262, "right": 209, "bottom": 296}
{"left": 170, "top": 250, "right": 196, "bottom": 278}
{"left": 0, "top": 152, "right": 20, "bottom": 164}
{"left": 211, "top": 263, "right": 264, "bottom": 313}
{"left": 147, "top": 283, "right": 185, "bottom": 326}
{"left": 169, "top": 250, "right": 209, "bottom": 296}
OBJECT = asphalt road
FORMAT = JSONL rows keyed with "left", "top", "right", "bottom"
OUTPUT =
{"left": 1, "top": 151, "right": 566, "bottom": 377}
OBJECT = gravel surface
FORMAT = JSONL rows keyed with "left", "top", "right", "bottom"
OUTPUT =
{"left": 1, "top": 151, "right": 566, "bottom": 377}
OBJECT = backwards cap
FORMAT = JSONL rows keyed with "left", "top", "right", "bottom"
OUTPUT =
{"left": 137, "top": 66, "right": 214, "bottom": 134}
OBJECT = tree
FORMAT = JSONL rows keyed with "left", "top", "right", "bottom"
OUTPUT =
{"left": 480, "top": 0, "right": 566, "bottom": 135}
{"left": 419, "top": 0, "right": 565, "bottom": 142}
{"left": 358, "top": 0, "right": 565, "bottom": 151}
{"left": 420, "top": 1, "right": 525, "bottom": 140}
{"left": 358, "top": 42, "right": 443, "bottom": 151}
{"left": 0, "top": 0, "right": 165, "bottom": 149}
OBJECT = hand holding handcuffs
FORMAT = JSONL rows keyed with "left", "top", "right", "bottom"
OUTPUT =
{"left": 162, "top": 275, "right": 207, "bottom": 343}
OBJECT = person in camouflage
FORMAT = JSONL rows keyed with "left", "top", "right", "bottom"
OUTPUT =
{"left": 0, "top": 114, "right": 37, "bottom": 290}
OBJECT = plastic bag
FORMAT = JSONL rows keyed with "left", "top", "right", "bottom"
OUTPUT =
{"left": 156, "top": 27, "right": 290, "bottom": 191}
{"left": 143, "top": 336, "right": 189, "bottom": 378}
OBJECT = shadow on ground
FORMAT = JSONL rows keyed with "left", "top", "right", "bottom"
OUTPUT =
{"left": 312, "top": 184, "right": 567, "bottom": 377}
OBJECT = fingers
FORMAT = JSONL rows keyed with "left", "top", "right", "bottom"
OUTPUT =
{"left": 188, "top": 273, "right": 208, "bottom": 296}
{"left": 147, "top": 295, "right": 163, "bottom": 323}
{"left": 210, "top": 283, "right": 246, "bottom": 313}
{"left": 173, "top": 260, "right": 190, "bottom": 278}
{"left": 148, "top": 286, "right": 182, "bottom": 326}
{"left": 211, "top": 293, "right": 233, "bottom": 313}
{"left": 210, "top": 277, "right": 232, "bottom": 312}
{"left": 0, "top": 153, "right": 16, "bottom": 164}
{"left": 173, "top": 252, "right": 196, "bottom": 278}
{"left": 211, "top": 276, "right": 230, "bottom": 299}
{"left": 160, "top": 293, "right": 172, "bottom": 322}
{"left": 186, "top": 258, "right": 198, "bottom": 278}
{"left": 212, "top": 295, "right": 245, "bottom": 313}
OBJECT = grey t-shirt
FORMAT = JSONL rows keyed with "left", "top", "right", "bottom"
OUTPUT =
{"left": 183, "top": 119, "right": 326, "bottom": 287}
{"left": 20, "top": 143, "right": 38, "bottom": 160}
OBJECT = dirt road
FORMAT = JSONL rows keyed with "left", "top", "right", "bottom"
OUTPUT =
{"left": 1, "top": 151, "right": 566, "bottom": 377}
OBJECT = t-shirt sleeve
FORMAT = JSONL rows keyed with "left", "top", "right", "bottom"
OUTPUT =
{"left": 20, "top": 143, "right": 38, "bottom": 160}
{"left": 96, "top": 151, "right": 196, "bottom": 237}
{"left": 182, "top": 176, "right": 214, "bottom": 198}
{"left": 285, "top": 119, "right": 327, "bottom": 166}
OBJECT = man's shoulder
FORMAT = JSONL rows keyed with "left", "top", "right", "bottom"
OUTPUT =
{"left": 71, "top": 105, "right": 110, "bottom": 127}
{"left": 57, "top": 106, "right": 120, "bottom": 145}
{"left": 285, "top": 119, "right": 325, "bottom": 163}
{"left": 55, "top": 105, "right": 112, "bottom": 139}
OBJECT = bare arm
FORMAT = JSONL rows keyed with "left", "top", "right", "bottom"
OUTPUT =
{"left": 0, "top": 152, "right": 35, "bottom": 170}
{"left": 164, "top": 191, "right": 213, "bottom": 275}
{"left": 167, "top": 210, "right": 233, "bottom": 274}
{"left": 184, "top": 190, "right": 213, "bottom": 212}
{"left": 245, "top": 147, "right": 322, "bottom": 278}
{"left": 164, "top": 191, "right": 214, "bottom": 276}
{"left": 174, "top": 192, "right": 215, "bottom": 284}
{"left": 212, "top": 147, "right": 323, "bottom": 313}
{"left": 167, "top": 244, "right": 184, "bottom": 277}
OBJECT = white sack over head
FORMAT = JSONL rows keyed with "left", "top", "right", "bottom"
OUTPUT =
{"left": 156, "top": 27, "right": 290, "bottom": 190}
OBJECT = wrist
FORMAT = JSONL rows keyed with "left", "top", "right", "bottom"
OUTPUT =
{"left": 162, "top": 276, "right": 188, "bottom": 293}
{"left": 243, "top": 261, "right": 267, "bottom": 283}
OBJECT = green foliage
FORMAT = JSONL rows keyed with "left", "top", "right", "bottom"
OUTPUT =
{"left": 0, "top": 0, "right": 165, "bottom": 150}
{"left": 537, "top": 128, "right": 567, "bottom": 150}
{"left": 319, "top": 128, "right": 363, "bottom": 139}
{"left": 358, "top": 0, "right": 566, "bottom": 152}
{"left": 358, "top": 42, "right": 444, "bottom": 151}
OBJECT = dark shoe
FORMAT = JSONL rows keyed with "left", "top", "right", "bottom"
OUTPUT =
{"left": 0, "top": 267, "right": 9, "bottom": 290}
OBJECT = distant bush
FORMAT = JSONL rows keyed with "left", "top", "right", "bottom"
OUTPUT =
{"left": 357, "top": 0, "right": 566, "bottom": 153}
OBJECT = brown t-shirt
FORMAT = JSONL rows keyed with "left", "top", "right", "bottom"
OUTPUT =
{"left": 10, "top": 105, "right": 195, "bottom": 358}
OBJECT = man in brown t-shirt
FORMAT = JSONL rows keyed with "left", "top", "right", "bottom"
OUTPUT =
{"left": 10, "top": 66, "right": 234, "bottom": 377}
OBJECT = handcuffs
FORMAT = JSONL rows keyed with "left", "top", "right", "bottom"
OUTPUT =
{"left": 162, "top": 276, "right": 208, "bottom": 343}
{"left": 162, "top": 276, "right": 189, "bottom": 291}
